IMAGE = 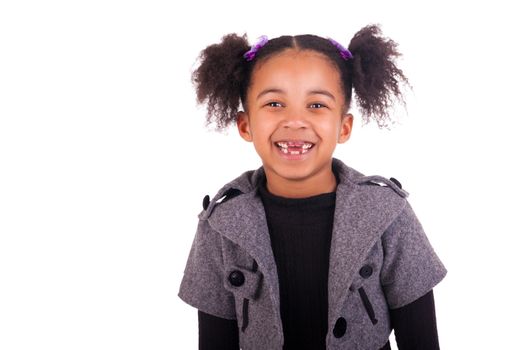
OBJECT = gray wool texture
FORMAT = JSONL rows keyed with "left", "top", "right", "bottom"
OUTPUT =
{"left": 178, "top": 157, "right": 447, "bottom": 349}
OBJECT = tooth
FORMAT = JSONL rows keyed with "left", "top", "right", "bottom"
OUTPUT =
{"left": 290, "top": 151, "right": 299, "bottom": 155}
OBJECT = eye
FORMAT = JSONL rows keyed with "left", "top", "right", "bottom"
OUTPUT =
{"left": 267, "top": 101, "right": 283, "bottom": 108}
{"left": 310, "top": 103, "right": 326, "bottom": 109}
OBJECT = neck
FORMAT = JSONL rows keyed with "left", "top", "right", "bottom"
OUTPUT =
{"left": 263, "top": 163, "right": 337, "bottom": 198}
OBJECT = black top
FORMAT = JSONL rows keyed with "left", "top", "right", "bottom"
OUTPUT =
{"left": 258, "top": 179, "right": 336, "bottom": 349}
{"left": 198, "top": 178, "right": 440, "bottom": 350}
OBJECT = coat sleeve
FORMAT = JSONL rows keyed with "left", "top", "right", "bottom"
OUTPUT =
{"left": 178, "top": 218, "right": 237, "bottom": 320}
{"left": 380, "top": 201, "right": 447, "bottom": 309}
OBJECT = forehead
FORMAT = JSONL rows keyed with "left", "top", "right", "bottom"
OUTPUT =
{"left": 250, "top": 49, "right": 342, "bottom": 94}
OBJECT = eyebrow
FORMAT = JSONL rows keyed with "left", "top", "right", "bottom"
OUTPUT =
{"left": 256, "top": 88, "right": 336, "bottom": 101}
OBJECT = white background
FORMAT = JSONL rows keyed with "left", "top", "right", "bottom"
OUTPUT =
{"left": 1, "top": 0, "right": 524, "bottom": 349}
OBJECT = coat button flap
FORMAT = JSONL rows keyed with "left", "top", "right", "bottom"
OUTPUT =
{"left": 199, "top": 188, "right": 244, "bottom": 220}
{"left": 359, "top": 264, "right": 373, "bottom": 279}
{"left": 216, "top": 188, "right": 243, "bottom": 205}
{"left": 389, "top": 177, "right": 402, "bottom": 189}
{"left": 228, "top": 270, "right": 245, "bottom": 287}
{"left": 350, "top": 264, "right": 375, "bottom": 291}
{"left": 356, "top": 175, "right": 409, "bottom": 198}
{"left": 333, "top": 317, "right": 347, "bottom": 338}
{"left": 224, "top": 265, "right": 263, "bottom": 300}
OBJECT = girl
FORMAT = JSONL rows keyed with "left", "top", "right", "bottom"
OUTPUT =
{"left": 179, "top": 24, "right": 447, "bottom": 350}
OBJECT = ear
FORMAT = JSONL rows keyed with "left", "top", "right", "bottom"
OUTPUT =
{"left": 338, "top": 113, "right": 353, "bottom": 143}
{"left": 236, "top": 111, "right": 253, "bottom": 142}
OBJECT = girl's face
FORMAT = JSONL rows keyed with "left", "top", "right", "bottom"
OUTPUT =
{"left": 237, "top": 49, "right": 353, "bottom": 198}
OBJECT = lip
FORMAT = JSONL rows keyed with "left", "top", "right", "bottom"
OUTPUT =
{"left": 274, "top": 139, "right": 315, "bottom": 144}
{"left": 273, "top": 141, "right": 316, "bottom": 161}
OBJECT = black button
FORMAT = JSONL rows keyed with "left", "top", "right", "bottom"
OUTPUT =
{"left": 202, "top": 195, "right": 210, "bottom": 210}
{"left": 228, "top": 270, "right": 245, "bottom": 287}
{"left": 359, "top": 265, "right": 373, "bottom": 278}
{"left": 389, "top": 177, "right": 402, "bottom": 189}
{"left": 333, "top": 317, "right": 347, "bottom": 338}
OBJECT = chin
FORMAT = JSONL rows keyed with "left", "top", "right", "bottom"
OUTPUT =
{"left": 272, "top": 163, "right": 318, "bottom": 180}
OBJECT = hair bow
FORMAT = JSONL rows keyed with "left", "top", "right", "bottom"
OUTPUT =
{"left": 243, "top": 35, "right": 269, "bottom": 61}
{"left": 327, "top": 37, "right": 353, "bottom": 60}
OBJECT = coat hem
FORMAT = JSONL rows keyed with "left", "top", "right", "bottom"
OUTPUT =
{"left": 178, "top": 286, "right": 237, "bottom": 321}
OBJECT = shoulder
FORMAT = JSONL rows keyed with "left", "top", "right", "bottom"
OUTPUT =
{"left": 331, "top": 158, "right": 409, "bottom": 199}
{"left": 335, "top": 162, "right": 412, "bottom": 227}
{"left": 197, "top": 166, "right": 264, "bottom": 221}
{"left": 355, "top": 175, "right": 409, "bottom": 199}
{"left": 201, "top": 188, "right": 243, "bottom": 212}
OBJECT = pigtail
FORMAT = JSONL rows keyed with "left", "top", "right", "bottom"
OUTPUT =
{"left": 192, "top": 33, "right": 250, "bottom": 131}
{"left": 348, "top": 24, "right": 410, "bottom": 128}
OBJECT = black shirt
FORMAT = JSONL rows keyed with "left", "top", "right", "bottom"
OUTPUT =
{"left": 258, "top": 179, "right": 336, "bottom": 349}
{"left": 198, "top": 178, "right": 440, "bottom": 350}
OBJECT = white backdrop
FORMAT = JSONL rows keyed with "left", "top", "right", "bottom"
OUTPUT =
{"left": 1, "top": 0, "right": 524, "bottom": 349}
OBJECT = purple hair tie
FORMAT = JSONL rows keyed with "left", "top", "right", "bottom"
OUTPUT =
{"left": 243, "top": 35, "right": 269, "bottom": 61}
{"left": 327, "top": 37, "right": 353, "bottom": 60}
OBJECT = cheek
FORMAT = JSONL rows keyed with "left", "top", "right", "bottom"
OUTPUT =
{"left": 249, "top": 128, "right": 272, "bottom": 152}
{"left": 251, "top": 119, "right": 275, "bottom": 139}
{"left": 318, "top": 121, "right": 340, "bottom": 141}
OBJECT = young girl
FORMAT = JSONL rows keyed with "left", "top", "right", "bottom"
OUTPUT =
{"left": 178, "top": 24, "right": 447, "bottom": 350}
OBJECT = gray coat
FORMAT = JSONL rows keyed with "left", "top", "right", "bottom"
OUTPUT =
{"left": 178, "top": 157, "right": 447, "bottom": 349}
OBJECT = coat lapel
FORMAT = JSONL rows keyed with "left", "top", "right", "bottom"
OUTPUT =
{"left": 328, "top": 176, "right": 406, "bottom": 328}
{"left": 205, "top": 168, "right": 283, "bottom": 328}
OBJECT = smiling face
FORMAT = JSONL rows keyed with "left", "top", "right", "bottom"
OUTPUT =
{"left": 236, "top": 49, "right": 353, "bottom": 198}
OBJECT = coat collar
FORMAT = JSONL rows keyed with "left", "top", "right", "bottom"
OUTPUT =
{"left": 200, "top": 157, "right": 408, "bottom": 334}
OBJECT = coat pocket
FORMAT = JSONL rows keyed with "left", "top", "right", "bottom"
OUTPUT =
{"left": 223, "top": 260, "right": 260, "bottom": 332}
{"left": 358, "top": 287, "right": 378, "bottom": 325}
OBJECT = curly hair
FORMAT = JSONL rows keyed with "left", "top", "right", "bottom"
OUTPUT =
{"left": 191, "top": 24, "right": 409, "bottom": 131}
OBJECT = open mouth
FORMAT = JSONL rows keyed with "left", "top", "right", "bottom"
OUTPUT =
{"left": 274, "top": 141, "right": 315, "bottom": 155}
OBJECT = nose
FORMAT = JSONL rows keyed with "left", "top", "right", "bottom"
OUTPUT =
{"left": 281, "top": 108, "right": 308, "bottom": 129}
